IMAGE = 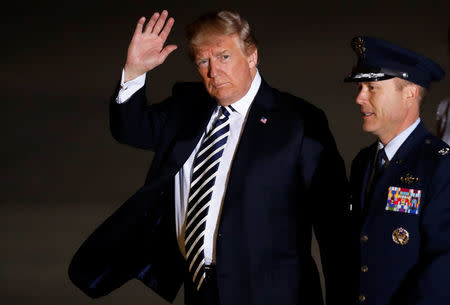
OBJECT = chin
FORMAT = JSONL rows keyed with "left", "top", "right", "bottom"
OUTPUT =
{"left": 361, "top": 124, "right": 373, "bottom": 133}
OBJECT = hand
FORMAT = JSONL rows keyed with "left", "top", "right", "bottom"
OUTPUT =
{"left": 124, "top": 10, "right": 177, "bottom": 82}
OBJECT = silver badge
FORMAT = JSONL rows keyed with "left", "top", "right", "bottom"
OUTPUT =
{"left": 438, "top": 147, "right": 449, "bottom": 155}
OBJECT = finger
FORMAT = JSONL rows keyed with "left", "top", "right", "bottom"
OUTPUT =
{"left": 132, "top": 17, "right": 146, "bottom": 39}
{"left": 159, "top": 44, "right": 178, "bottom": 63}
{"left": 144, "top": 12, "right": 160, "bottom": 33}
{"left": 159, "top": 17, "right": 175, "bottom": 42}
{"left": 152, "top": 10, "right": 168, "bottom": 34}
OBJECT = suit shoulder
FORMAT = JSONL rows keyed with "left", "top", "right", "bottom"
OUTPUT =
{"left": 421, "top": 134, "right": 450, "bottom": 162}
{"left": 351, "top": 143, "right": 376, "bottom": 167}
{"left": 272, "top": 88, "right": 326, "bottom": 119}
{"left": 172, "top": 82, "right": 209, "bottom": 99}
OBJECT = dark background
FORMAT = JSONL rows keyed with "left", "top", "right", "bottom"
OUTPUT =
{"left": 2, "top": 1, "right": 449, "bottom": 304}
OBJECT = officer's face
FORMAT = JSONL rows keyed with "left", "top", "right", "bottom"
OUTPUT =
{"left": 356, "top": 78, "right": 411, "bottom": 144}
{"left": 193, "top": 34, "right": 257, "bottom": 106}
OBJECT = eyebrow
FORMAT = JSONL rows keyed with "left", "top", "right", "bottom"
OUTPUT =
{"left": 196, "top": 50, "right": 230, "bottom": 60}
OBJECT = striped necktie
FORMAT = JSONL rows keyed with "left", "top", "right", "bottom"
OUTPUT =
{"left": 185, "top": 105, "right": 233, "bottom": 290}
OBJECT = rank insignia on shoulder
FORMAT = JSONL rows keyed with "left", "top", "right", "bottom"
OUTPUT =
{"left": 385, "top": 186, "right": 421, "bottom": 215}
{"left": 392, "top": 227, "right": 409, "bottom": 245}
{"left": 438, "top": 147, "right": 449, "bottom": 155}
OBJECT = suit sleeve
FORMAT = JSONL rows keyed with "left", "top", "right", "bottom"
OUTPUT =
{"left": 300, "top": 108, "right": 353, "bottom": 305}
{"left": 404, "top": 155, "right": 450, "bottom": 305}
{"left": 109, "top": 82, "right": 174, "bottom": 150}
{"left": 68, "top": 186, "right": 184, "bottom": 302}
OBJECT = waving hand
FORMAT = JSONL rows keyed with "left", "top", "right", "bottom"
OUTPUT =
{"left": 124, "top": 10, "right": 177, "bottom": 82}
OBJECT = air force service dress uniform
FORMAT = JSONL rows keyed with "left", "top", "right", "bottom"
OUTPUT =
{"left": 345, "top": 36, "right": 450, "bottom": 305}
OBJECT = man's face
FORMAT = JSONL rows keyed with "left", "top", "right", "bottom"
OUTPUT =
{"left": 193, "top": 34, "right": 257, "bottom": 106}
{"left": 356, "top": 78, "right": 409, "bottom": 143}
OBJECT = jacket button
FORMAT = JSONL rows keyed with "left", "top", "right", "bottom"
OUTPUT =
{"left": 361, "top": 235, "right": 368, "bottom": 242}
{"left": 361, "top": 265, "right": 368, "bottom": 272}
{"left": 359, "top": 294, "right": 366, "bottom": 302}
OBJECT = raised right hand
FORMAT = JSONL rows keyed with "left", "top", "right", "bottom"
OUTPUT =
{"left": 124, "top": 10, "right": 177, "bottom": 82}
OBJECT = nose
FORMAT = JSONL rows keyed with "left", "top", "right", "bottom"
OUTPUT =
{"left": 355, "top": 86, "right": 366, "bottom": 105}
{"left": 208, "top": 61, "right": 217, "bottom": 78}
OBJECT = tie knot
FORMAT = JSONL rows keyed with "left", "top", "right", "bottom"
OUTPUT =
{"left": 220, "top": 105, "right": 234, "bottom": 118}
{"left": 376, "top": 148, "right": 388, "bottom": 171}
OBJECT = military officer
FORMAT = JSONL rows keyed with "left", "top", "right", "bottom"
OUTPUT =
{"left": 344, "top": 36, "right": 450, "bottom": 305}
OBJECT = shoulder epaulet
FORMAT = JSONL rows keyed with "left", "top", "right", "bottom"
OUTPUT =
{"left": 422, "top": 136, "right": 450, "bottom": 158}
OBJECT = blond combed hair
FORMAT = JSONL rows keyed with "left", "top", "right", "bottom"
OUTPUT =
{"left": 186, "top": 10, "right": 257, "bottom": 60}
{"left": 395, "top": 78, "right": 428, "bottom": 105}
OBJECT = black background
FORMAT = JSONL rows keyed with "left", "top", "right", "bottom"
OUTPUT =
{"left": 2, "top": 1, "right": 449, "bottom": 304}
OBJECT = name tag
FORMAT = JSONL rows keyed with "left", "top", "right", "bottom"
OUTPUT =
{"left": 385, "top": 186, "right": 422, "bottom": 215}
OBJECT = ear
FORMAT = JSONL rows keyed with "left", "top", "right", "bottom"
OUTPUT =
{"left": 247, "top": 48, "right": 258, "bottom": 69}
{"left": 403, "top": 84, "right": 419, "bottom": 107}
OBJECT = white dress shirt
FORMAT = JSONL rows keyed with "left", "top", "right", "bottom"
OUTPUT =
{"left": 377, "top": 118, "right": 421, "bottom": 162}
{"left": 116, "top": 70, "right": 262, "bottom": 264}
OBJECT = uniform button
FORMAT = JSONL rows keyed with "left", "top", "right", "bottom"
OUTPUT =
{"left": 359, "top": 294, "right": 366, "bottom": 302}
{"left": 361, "top": 235, "right": 368, "bottom": 242}
{"left": 361, "top": 265, "right": 368, "bottom": 272}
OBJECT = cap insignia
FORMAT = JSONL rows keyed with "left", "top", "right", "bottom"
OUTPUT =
{"left": 353, "top": 37, "right": 366, "bottom": 58}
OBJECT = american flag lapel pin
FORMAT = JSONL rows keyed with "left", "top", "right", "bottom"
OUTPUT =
{"left": 260, "top": 116, "right": 267, "bottom": 124}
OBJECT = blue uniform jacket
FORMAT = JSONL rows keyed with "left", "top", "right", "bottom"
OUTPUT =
{"left": 350, "top": 122, "right": 450, "bottom": 305}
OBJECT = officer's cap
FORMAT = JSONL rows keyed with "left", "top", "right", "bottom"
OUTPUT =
{"left": 344, "top": 36, "right": 445, "bottom": 89}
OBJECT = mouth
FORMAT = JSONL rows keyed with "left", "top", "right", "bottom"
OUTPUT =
{"left": 361, "top": 111, "right": 374, "bottom": 119}
{"left": 212, "top": 82, "right": 228, "bottom": 89}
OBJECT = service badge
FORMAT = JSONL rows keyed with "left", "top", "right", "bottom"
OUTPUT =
{"left": 392, "top": 227, "right": 409, "bottom": 245}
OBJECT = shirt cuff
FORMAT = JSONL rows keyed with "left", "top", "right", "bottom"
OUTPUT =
{"left": 115, "top": 69, "right": 146, "bottom": 104}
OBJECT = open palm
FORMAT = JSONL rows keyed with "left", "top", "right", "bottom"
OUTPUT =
{"left": 124, "top": 10, "right": 177, "bottom": 82}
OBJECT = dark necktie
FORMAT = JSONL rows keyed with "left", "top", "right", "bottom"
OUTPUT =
{"left": 375, "top": 147, "right": 388, "bottom": 174}
{"left": 366, "top": 147, "right": 389, "bottom": 200}
{"left": 185, "top": 105, "right": 233, "bottom": 291}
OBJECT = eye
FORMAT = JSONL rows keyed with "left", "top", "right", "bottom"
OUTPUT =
{"left": 196, "top": 59, "right": 209, "bottom": 67}
{"left": 221, "top": 54, "right": 230, "bottom": 61}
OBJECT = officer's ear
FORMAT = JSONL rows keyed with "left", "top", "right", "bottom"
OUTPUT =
{"left": 400, "top": 80, "right": 419, "bottom": 107}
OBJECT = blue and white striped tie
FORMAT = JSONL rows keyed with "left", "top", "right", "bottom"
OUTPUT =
{"left": 185, "top": 105, "right": 233, "bottom": 290}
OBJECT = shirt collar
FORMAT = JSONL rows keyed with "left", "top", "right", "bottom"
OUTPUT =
{"left": 378, "top": 117, "right": 421, "bottom": 161}
{"left": 221, "top": 70, "right": 261, "bottom": 116}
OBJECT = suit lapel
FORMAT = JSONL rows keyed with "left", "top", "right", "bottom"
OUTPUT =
{"left": 161, "top": 92, "right": 216, "bottom": 180}
{"left": 221, "top": 80, "right": 277, "bottom": 206}
{"left": 360, "top": 144, "right": 377, "bottom": 216}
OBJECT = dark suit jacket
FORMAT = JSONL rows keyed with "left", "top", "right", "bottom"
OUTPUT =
{"left": 69, "top": 80, "right": 351, "bottom": 305}
{"left": 350, "top": 122, "right": 450, "bottom": 305}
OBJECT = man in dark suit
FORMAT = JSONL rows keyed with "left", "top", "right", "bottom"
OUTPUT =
{"left": 69, "top": 10, "right": 350, "bottom": 305}
{"left": 345, "top": 36, "right": 450, "bottom": 305}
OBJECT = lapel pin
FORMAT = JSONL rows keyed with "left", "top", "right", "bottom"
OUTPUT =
{"left": 260, "top": 116, "right": 267, "bottom": 124}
